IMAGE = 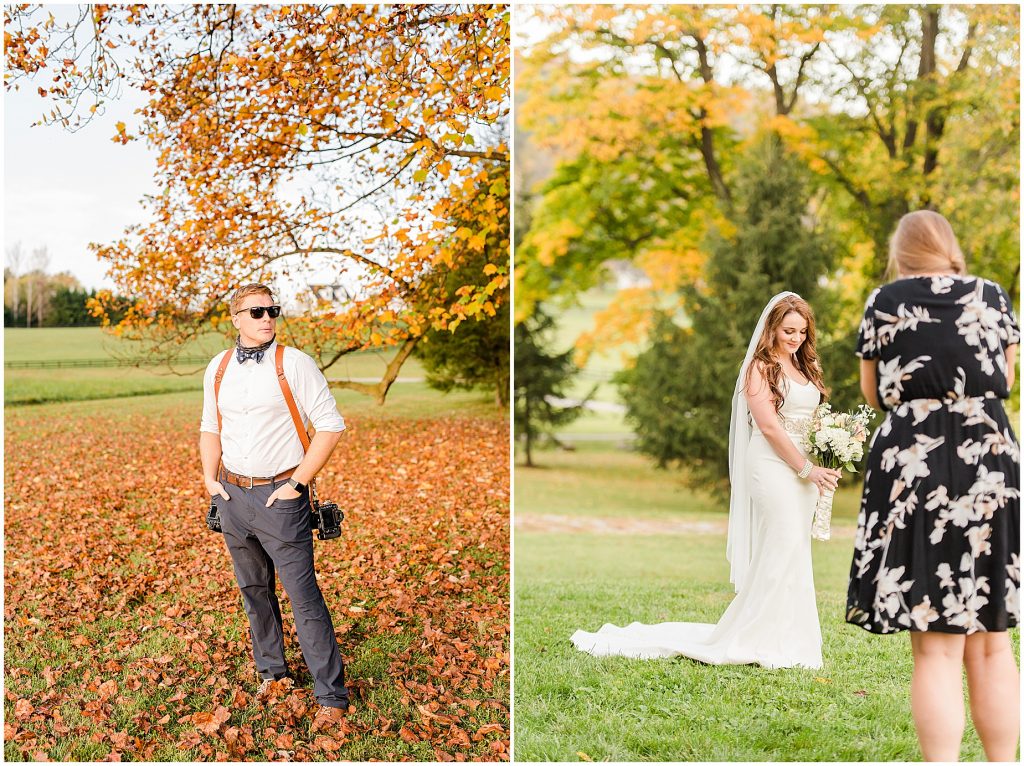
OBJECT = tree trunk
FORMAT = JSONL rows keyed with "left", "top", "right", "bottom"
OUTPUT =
{"left": 692, "top": 35, "right": 732, "bottom": 209}
{"left": 495, "top": 372, "right": 509, "bottom": 408}
{"left": 36, "top": 277, "right": 45, "bottom": 327}
{"left": 903, "top": 7, "right": 938, "bottom": 154}
{"left": 6, "top": 243, "right": 22, "bottom": 321}
{"left": 523, "top": 396, "right": 533, "bottom": 467}
{"left": 919, "top": 8, "right": 942, "bottom": 184}
{"left": 25, "top": 277, "right": 32, "bottom": 328}
{"left": 10, "top": 276, "right": 19, "bottom": 320}
{"left": 327, "top": 336, "right": 419, "bottom": 405}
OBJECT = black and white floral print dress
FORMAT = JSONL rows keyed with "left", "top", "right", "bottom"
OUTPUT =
{"left": 847, "top": 275, "right": 1020, "bottom": 634}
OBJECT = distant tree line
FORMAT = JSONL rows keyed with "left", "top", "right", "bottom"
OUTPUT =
{"left": 4, "top": 243, "right": 133, "bottom": 327}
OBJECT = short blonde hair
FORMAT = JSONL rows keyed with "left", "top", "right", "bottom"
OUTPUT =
{"left": 887, "top": 210, "right": 966, "bottom": 279}
{"left": 229, "top": 283, "right": 274, "bottom": 314}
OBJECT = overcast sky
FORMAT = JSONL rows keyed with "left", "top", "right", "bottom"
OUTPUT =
{"left": 4, "top": 67, "right": 157, "bottom": 290}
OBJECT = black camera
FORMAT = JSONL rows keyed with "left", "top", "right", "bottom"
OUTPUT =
{"left": 206, "top": 498, "right": 223, "bottom": 533}
{"left": 312, "top": 499, "right": 343, "bottom": 541}
{"left": 204, "top": 491, "right": 343, "bottom": 542}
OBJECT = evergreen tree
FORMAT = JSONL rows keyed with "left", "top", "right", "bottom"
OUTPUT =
{"left": 514, "top": 307, "right": 586, "bottom": 467}
{"left": 417, "top": 297, "right": 510, "bottom": 406}
{"left": 47, "top": 286, "right": 100, "bottom": 326}
{"left": 618, "top": 136, "right": 838, "bottom": 489}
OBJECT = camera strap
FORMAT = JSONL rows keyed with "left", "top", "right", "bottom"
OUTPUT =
{"left": 213, "top": 344, "right": 321, "bottom": 497}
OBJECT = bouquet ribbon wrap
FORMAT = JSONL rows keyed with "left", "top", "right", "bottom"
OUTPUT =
{"left": 811, "top": 482, "right": 835, "bottom": 541}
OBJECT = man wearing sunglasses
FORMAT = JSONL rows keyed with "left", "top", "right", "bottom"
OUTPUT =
{"left": 199, "top": 283, "right": 351, "bottom": 733}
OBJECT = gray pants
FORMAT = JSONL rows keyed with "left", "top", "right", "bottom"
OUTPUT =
{"left": 217, "top": 474, "right": 349, "bottom": 709}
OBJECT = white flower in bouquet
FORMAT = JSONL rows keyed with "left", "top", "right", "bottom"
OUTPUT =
{"left": 805, "top": 403, "right": 875, "bottom": 471}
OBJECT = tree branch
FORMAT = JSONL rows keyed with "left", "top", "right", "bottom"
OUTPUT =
{"left": 327, "top": 336, "right": 419, "bottom": 405}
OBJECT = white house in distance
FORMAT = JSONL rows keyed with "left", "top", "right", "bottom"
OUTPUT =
{"left": 603, "top": 259, "right": 652, "bottom": 290}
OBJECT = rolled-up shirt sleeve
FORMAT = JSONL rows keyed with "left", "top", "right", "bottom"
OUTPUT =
{"left": 200, "top": 352, "right": 226, "bottom": 434}
{"left": 292, "top": 351, "right": 346, "bottom": 433}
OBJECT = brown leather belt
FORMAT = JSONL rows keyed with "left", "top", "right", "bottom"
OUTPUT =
{"left": 222, "top": 467, "right": 296, "bottom": 489}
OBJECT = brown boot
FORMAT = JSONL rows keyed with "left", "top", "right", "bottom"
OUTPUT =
{"left": 309, "top": 704, "right": 349, "bottom": 733}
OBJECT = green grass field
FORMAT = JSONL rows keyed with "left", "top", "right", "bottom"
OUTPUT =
{"left": 515, "top": 444, "right": 863, "bottom": 524}
{"left": 4, "top": 328, "right": 430, "bottom": 406}
{"left": 513, "top": 446, "right": 1019, "bottom": 762}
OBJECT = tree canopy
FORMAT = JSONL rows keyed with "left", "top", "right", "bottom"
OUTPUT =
{"left": 517, "top": 4, "right": 1019, "bottom": 316}
{"left": 516, "top": 4, "right": 1018, "bottom": 480}
{"left": 6, "top": 4, "right": 511, "bottom": 402}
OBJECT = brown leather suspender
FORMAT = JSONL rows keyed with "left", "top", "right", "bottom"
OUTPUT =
{"left": 213, "top": 350, "right": 231, "bottom": 435}
{"left": 214, "top": 345, "right": 313, "bottom": 454}
{"left": 275, "top": 344, "right": 312, "bottom": 451}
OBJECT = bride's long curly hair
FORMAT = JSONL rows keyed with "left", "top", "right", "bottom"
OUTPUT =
{"left": 744, "top": 295, "right": 827, "bottom": 413}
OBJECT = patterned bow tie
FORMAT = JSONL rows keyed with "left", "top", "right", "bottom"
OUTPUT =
{"left": 236, "top": 336, "right": 275, "bottom": 364}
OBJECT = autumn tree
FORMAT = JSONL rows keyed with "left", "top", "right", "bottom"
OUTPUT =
{"left": 4, "top": 248, "right": 83, "bottom": 328}
{"left": 415, "top": 163, "right": 510, "bottom": 406}
{"left": 517, "top": 4, "right": 1018, "bottom": 314}
{"left": 10, "top": 245, "right": 55, "bottom": 329}
{"left": 5, "top": 4, "right": 510, "bottom": 403}
{"left": 797, "top": 5, "right": 1020, "bottom": 285}
{"left": 516, "top": 6, "right": 825, "bottom": 308}
{"left": 514, "top": 5, "right": 833, "bottom": 362}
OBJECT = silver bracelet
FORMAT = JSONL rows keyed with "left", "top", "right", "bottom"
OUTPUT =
{"left": 797, "top": 459, "right": 813, "bottom": 479}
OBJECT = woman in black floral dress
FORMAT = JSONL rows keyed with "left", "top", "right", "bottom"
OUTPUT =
{"left": 847, "top": 210, "right": 1019, "bottom": 761}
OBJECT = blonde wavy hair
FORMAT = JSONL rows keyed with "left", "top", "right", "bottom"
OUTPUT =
{"left": 886, "top": 210, "right": 966, "bottom": 279}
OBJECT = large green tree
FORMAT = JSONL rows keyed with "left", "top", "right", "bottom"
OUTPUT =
{"left": 618, "top": 137, "right": 837, "bottom": 488}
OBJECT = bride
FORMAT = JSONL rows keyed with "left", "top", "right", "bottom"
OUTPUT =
{"left": 571, "top": 292, "right": 841, "bottom": 669}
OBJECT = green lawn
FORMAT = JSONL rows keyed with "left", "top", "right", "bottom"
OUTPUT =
{"left": 4, "top": 326, "right": 227, "bottom": 361}
{"left": 4, "top": 327, "right": 430, "bottom": 406}
{"left": 516, "top": 444, "right": 863, "bottom": 524}
{"left": 513, "top": 447, "right": 1018, "bottom": 762}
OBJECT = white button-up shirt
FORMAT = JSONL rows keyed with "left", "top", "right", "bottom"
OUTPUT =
{"left": 200, "top": 341, "right": 346, "bottom": 477}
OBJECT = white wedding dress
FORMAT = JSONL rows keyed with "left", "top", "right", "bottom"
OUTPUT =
{"left": 571, "top": 374, "right": 824, "bottom": 669}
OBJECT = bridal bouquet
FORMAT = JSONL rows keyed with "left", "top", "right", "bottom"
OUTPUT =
{"left": 803, "top": 403, "right": 875, "bottom": 541}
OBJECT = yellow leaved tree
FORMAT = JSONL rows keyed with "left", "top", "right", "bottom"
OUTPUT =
{"left": 5, "top": 3, "right": 510, "bottom": 403}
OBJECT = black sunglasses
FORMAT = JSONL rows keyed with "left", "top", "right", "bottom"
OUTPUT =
{"left": 234, "top": 305, "right": 282, "bottom": 319}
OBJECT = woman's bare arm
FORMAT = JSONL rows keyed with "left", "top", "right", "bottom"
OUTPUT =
{"left": 746, "top": 363, "right": 841, "bottom": 491}
{"left": 860, "top": 359, "right": 880, "bottom": 410}
{"left": 746, "top": 363, "right": 816, "bottom": 473}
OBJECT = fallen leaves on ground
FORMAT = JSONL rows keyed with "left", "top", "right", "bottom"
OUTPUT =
{"left": 4, "top": 398, "right": 509, "bottom": 761}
